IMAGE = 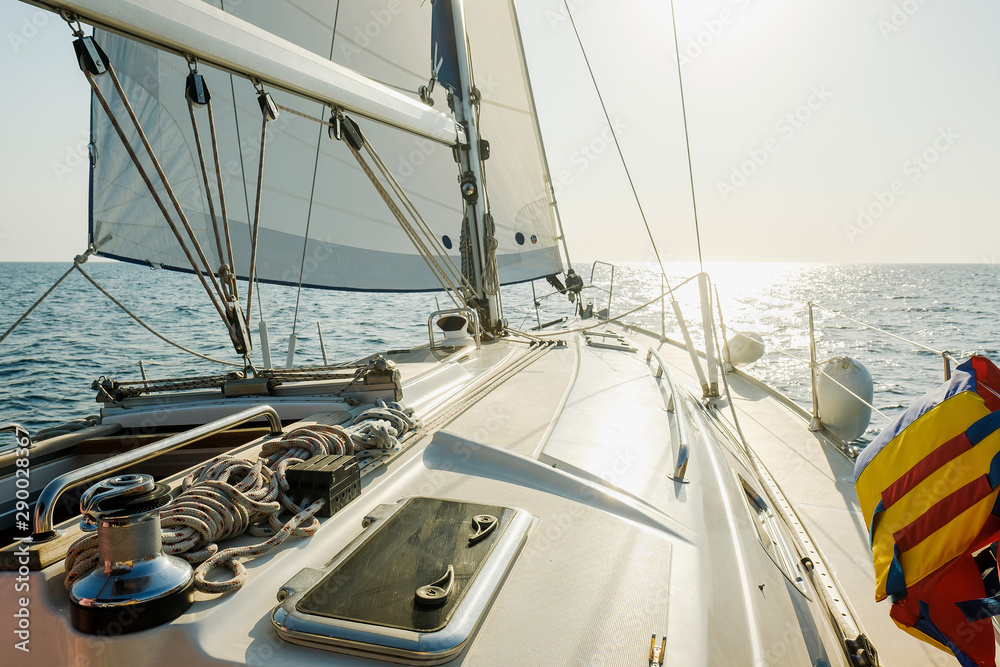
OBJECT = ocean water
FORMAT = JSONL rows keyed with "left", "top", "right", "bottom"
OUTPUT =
{"left": 2, "top": 261, "right": 997, "bottom": 449}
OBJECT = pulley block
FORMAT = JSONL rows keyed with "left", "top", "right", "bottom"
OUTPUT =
{"left": 73, "top": 36, "right": 109, "bottom": 76}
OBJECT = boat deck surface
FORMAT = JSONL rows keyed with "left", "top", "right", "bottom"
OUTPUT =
{"left": 2, "top": 324, "right": 983, "bottom": 666}
{"left": 646, "top": 333, "right": 959, "bottom": 666}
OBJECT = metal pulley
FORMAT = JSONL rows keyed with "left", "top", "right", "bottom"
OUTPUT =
{"left": 328, "top": 112, "right": 342, "bottom": 141}
{"left": 341, "top": 116, "right": 365, "bottom": 151}
{"left": 226, "top": 299, "right": 253, "bottom": 356}
{"left": 460, "top": 172, "right": 477, "bottom": 203}
{"left": 257, "top": 88, "right": 279, "bottom": 121}
{"left": 185, "top": 71, "right": 211, "bottom": 107}
{"left": 73, "top": 35, "right": 109, "bottom": 76}
{"left": 69, "top": 474, "right": 194, "bottom": 635}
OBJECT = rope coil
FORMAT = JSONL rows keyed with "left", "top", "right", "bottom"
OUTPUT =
{"left": 64, "top": 400, "right": 417, "bottom": 595}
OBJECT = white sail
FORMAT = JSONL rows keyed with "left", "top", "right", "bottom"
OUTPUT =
{"left": 85, "top": 0, "right": 563, "bottom": 291}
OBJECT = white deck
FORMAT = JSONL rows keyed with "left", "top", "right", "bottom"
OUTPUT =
{"left": 1, "top": 323, "right": 974, "bottom": 666}
{"left": 644, "top": 332, "right": 968, "bottom": 666}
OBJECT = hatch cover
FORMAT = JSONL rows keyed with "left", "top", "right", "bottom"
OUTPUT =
{"left": 272, "top": 497, "right": 531, "bottom": 665}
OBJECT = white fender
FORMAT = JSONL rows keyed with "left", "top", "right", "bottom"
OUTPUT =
{"left": 724, "top": 331, "right": 765, "bottom": 366}
{"left": 817, "top": 356, "right": 873, "bottom": 443}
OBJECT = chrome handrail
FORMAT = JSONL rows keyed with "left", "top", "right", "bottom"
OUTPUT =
{"left": 645, "top": 348, "right": 690, "bottom": 483}
{"left": 29, "top": 405, "right": 282, "bottom": 541}
{"left": 0, "top": 423, "right": 121, "bottom": 470}
{"left": 0, "top": 423, "right": 30, "bottom": 446}
{"left": 0, "top": 423, "right": 32, "bottom": 469}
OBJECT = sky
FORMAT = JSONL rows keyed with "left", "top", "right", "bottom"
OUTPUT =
{"left": 0, "top": 0, "right": 998, "bottom": 264}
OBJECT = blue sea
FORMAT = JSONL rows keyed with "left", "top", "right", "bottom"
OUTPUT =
{"left": 2, "top": 261, "right": 998, "bottom": 449}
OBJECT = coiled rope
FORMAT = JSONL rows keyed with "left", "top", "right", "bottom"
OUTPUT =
{"left": 64, "top": 400, "right": 417, "bottom": 594}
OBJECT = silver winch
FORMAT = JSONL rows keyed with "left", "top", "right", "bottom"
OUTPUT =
{"left": 69, "top": 474, "right": 194, "bottom": 634}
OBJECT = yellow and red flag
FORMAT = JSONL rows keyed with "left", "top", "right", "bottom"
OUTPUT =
{"left": 856, "top": 356, "right": 1000, "bottom": 666}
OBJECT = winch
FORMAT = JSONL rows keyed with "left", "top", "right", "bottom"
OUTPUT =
{"left": 69, "top": 474, "right": 194, "bottom": 634}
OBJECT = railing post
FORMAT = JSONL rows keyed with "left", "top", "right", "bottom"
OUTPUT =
{"left": 715, "top": 285, "right": 733, "bottom": 374}
{"left": 808, "top": 302, "right": 822, "bottom": 432}
{"left": 943, "top": 351, "right": 952, "bottom": 381}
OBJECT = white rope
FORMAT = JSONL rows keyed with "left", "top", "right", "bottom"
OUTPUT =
{"left": 64, "top": 400, "right": 418, "bottom": 594}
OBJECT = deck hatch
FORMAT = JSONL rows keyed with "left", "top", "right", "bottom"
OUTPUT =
{"left": 272, "top": 497, "right": 531, "bottom": 664}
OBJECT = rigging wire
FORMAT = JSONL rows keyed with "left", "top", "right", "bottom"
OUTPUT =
{"left": 0, "top": 247, "right": 239, "bottom": 367}
{"left": 270, "top": 103, "right": 473, "bottom": 309}
{"left": 206, "top": 88, "right": 237, "bottom": 286}
{"left": 81, "top": 55, "right": 237, "bottom": 343}
{"left": 667, "top": 0, "right": 705, "bottom": 272}
{"left": 219, "top": 0, "right": 265, "bottom": 322}
{"left": 74, "top": 264, "right": 242, "bottom": 367}
{"left": 244, "top": 85, "right": 272, "bottom": 325}
{"left": 562, "top": 1, "right": 674, "bottom": 294}
{"left": 187, "top": 89, "right": 227, "bottom": 271}
{"left": 289, "top": 5, "right": 342, "bottom": 344}
{"left": 0, "top": 259, "right": 82, "bottom": 345}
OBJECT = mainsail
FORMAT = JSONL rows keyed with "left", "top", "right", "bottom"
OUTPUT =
{"left": 86, "top": 0, "right": 563, "bottom": 291}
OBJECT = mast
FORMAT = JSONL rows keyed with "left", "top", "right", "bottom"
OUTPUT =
{"left": 436, "top": 0, "right": 503, "bottom": 332}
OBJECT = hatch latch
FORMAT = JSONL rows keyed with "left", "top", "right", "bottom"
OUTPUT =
{"left": 415, "top": 564, "right": 455, "bottom": 605}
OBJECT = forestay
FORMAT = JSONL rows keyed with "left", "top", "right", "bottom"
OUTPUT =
{"left": 87, "top": 0, "right": 563, "bottom": 291}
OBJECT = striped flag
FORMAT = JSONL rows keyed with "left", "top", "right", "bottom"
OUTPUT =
{"left": 855, "top": 356, "right": 1000, "bottom": 666}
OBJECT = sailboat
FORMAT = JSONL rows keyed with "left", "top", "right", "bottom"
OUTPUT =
{"left": 0, "top": 0, "right": 992, "bottom": 665}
